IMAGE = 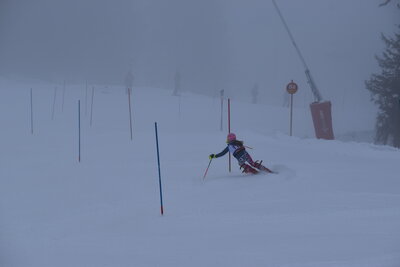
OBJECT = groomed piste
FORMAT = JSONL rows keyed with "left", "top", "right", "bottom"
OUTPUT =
{"left": 0, "top": 78, "right": 399, "bottom": 267}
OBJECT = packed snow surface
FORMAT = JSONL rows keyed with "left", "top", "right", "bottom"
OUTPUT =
{"left": 0, "top": 79, "right": 399, "bottom": 267}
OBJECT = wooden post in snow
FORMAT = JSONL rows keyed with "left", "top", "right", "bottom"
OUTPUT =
{"left": 85, "top": 81, "right": 88, "bottom": 116}
{"left": 78, "top": 100, "right": 81, "bottom": 162}
{"left": 128, "top": 88, "right": 133, "bottom": 140}
{"left": 90, "top": 87, "right": 95, "bottom": 127}
{"left": 52, "top": 87, "right": 57, "bottom": 120}
{"left": 30, "top": 88, "right": 34, "bottom": 134}
{"left": 62, "top": 80, "right": 66, "bottom": 112}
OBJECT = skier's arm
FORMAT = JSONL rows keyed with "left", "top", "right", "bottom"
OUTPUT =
{"left": 214, "top": 146, "right": 229, "bottom": 158}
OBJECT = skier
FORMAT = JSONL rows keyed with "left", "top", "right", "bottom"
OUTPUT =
{"left": 209, "top": 133, "right": 273, "bottom": 174}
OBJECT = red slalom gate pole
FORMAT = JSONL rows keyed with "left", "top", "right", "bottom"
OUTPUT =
{"left": 220, "top": 90, "right": 224, "bottom": 131}
{"left": 228, "top": 98, "right": 231, "bottom": 172}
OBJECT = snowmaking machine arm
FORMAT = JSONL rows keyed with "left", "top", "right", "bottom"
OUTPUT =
{"left": 305, "top": 69, "right": 322, "bottom": 103}
{"left": 272, "top": 0, "right": 322, "bottom": 103}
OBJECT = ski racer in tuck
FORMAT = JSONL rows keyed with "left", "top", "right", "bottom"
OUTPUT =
{"left": 209, "top": 133, "right": 273, "bottom": 174}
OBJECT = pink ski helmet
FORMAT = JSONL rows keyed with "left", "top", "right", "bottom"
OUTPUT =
{"left": 227, "top": 133, "right": 236, "bottom": 142}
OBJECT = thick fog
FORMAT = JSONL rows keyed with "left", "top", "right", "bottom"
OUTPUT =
{"left": 0, "top": 0, "right": 398, "bottom": 105}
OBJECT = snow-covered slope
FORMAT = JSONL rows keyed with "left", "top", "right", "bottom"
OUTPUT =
{"left": 1, "top": 79, "right": 399, "bottom": 267}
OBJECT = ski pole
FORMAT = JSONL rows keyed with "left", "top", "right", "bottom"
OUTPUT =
{"left": 244, "top": 145, "right": 253, "bottom": 150}
{"left": 203, "top": 158, "right": 213, "bottom": 180}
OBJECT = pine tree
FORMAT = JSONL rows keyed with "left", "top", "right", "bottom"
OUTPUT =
{"left": 366, "top": 26, "right": 400, "bottom": 148}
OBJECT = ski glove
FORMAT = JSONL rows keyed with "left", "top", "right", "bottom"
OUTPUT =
{"left": 209, "top": 154, "right": 216, "bottom": 160}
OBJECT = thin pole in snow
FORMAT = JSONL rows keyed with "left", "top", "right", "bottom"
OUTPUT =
{"left": 154, "top": 122, "right": 164, "bottom": 216}
{"left": 52, "top": 87, "right": 57, "bottom": 120}
{"left": 78, "top": 100, "right": 81, "bottom": 162}
{"left": 220, "top": 89, "right": 224, "bottom": 131}
{"left": 286, "top": 80, "right": 298, "bottom": 136}
{"left": 30, "top": 88, "right": 33, "bottom": 134}
{"left": 178, "top": 95, "right": 181, "bottom": 119}
{"left": 290, "top": 94, "right": 293, "bottom": 136}
{"left": 85, "top": 81, "right": 88, "bottom": 116}
{"left": 62, "top": 80, "right": 66, "bottom": 112}
{"left": 128, "top": 88, "right": 133, "bottom": 140}
{"left": 90, "top": 86, "right": 94, "bottom": 127}
{"left": 228, "top": 98, "right": 231, "bottom": 172}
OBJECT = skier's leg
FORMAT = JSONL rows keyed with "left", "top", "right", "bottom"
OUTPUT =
{"left": 245, "top": 152, "right": 257, "bottom": 168}
{"left": 253, "top": 160, "right": 273, "bottom": 173}
{"left": 245, "top": 152, "right": 273, "bottom": 173}
{"left": 240, "top": 163, "right": 259, "bottom": 174}
{"left": 238, "top": 153, "right": 258, "bottom": 174}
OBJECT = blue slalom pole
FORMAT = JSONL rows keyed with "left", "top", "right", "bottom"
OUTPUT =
{"left": 154, "top": 122, "right": 164, "bottom": 215}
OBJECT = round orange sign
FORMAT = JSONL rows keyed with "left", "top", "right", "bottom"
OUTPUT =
{"left": 286, "top": 81, "right": 298, "bottom": 94}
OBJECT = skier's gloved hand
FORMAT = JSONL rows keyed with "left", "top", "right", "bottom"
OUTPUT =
{"left": 209, "top": 154, "right": 215, "bottom": 160}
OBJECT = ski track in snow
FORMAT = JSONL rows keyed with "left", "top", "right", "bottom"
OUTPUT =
{"left": 270, "top": 164, "right": 296, "bottom": 180}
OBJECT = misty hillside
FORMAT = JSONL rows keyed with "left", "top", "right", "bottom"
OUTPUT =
{"left": 0, "top": 1, "right": 398, "bottom": 102}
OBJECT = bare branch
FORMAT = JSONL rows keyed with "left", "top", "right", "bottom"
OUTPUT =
{"left": 379, "top": 0, "right": 391, "bottom": 7}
